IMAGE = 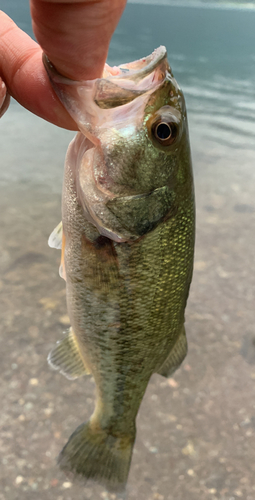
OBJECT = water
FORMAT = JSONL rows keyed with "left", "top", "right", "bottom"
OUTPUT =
{"left": 1, "top": 2, "right": 255, "bottom": 183}
{"left": 1, "top": 3, "right": 255, "bottom": 500}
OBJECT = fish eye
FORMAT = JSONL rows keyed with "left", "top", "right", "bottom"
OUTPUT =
{"left": 147, "top": 106, "right": 181, "bottom": 149}
{"left": 152, "top": 120, "right": 178, "bottom": 146}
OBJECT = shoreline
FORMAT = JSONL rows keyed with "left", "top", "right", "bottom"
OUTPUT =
{"left": 128, "top": 1, "right": 255, "bottom": 10}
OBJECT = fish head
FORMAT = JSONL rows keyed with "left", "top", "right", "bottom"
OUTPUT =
{"left": 44, "top": 47, "right": 192, "bottom": 241}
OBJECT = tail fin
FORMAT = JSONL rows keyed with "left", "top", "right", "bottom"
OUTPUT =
{"left": 58, "top": 421, "right": 136, "bottom": 492}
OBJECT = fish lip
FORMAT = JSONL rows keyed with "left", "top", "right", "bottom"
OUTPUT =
{"left": 43, "top": 46, "right": 168, "bottom": 85}
{"left": 43, "top": 54, "right": 77, "bottom": 86}
{"left": 104, "top": 46, "right": 168, "bottom": 81}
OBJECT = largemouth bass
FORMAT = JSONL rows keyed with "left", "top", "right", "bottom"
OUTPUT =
{"left": 45, "top": 46, "right": 195, "bottom": 492}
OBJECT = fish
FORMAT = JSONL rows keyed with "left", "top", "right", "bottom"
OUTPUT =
{"left": 44, "top": 46, "right": 195, "bottom": 492}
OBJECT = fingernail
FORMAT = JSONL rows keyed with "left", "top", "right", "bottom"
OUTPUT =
{"left": 0, "top": 79, "right": 10, "bottom": 118}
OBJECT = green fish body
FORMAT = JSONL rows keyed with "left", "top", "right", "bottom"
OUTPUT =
{"left": 45, "top": 47, "right": 195, "bottom": 492}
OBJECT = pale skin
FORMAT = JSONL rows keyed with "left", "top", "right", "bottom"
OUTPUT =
{"left": 0, "top": 0, "right": 127, "bottom": 130}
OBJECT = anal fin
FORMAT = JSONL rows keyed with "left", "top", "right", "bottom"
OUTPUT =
{"left": 48, "top": 328, "right": 90, "bottom": 380}
{"left": 157, "top": 326, "right": 187, "bottom": 378}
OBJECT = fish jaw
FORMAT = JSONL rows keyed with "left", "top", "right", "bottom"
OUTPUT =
{"left": 43, "top": 46, "right": 169, "bottom": 135}
{"left": 78, "top": 148, "right": 135, "bottom": 242}
{"left": 68, "top": 132, "right": 136, "bottom": 242}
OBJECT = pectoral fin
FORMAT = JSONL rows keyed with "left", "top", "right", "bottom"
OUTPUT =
{"left": 157, "top": 326, "right": 187, "bottom": 378}
{"left": 48, "top": 328, "right": 91, "bottom": 380}
{"left": 48, "top": 221, "right": 63, "bottom": 249}
{"left": 59, "top": 231, "right": 66, "bottom": 280}
{"left": 48, "top": 221, "right": 66, "bottom": 280}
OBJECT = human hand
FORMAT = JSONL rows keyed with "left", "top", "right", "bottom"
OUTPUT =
{"left": 0, "top": 0, "right": 127, "bottom": 129}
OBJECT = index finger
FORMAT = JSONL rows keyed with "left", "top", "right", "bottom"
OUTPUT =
{"left": 0, "top": 11, "right": 77, "bottom": 129}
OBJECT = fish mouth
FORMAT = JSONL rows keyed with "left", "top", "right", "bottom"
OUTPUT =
{"left": 43, "top": 46, "right": 168, "bottom": 87}
{"left": 103, "top": 46, "right": 168, "bottom": 83}
{"left": 93, "top": 46, "right": 170, "bottom": 109}
{"left": 43, "top": 47, "right": 171, "bottom": 132}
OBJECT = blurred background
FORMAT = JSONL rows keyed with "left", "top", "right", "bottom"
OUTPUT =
{"left": 0, "top": 1, "right": 255, "bottom": 499}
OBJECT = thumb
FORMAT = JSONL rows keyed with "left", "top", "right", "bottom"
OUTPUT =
{"left": 30, "top": 0, "right": 127, "bottom": 81}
